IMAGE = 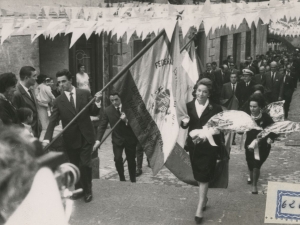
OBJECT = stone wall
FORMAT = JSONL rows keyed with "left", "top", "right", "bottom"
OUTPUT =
{"left": 204, "top": 19, "right": 267, "bottom": 69}
{"left": 0, "top": 35, "right": 39, "bottom": 77}
{"left": 39, "top": 35, "right": 69, "bottom": 79}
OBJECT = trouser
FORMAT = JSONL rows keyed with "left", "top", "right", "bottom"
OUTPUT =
{"left": 284, "top": 98, "right": 292, "bottom": 119}
{"left": 113, "top": 143, "right": 137, "bottom": 182}
{"left": 67, "top": 136, "right": 92, "bottom": 194}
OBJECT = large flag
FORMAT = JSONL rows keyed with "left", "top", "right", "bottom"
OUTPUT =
{"left": 113, "top": 30, "right": 179, "bottom": 175}
{"left": 164, "top": 23, "right": 199, "bottom": 185}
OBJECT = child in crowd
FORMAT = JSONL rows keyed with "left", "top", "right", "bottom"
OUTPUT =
{"left": 17, "top": 107, "right": 34, "bottom": 137}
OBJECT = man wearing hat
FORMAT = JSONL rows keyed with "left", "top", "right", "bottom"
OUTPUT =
{"left": 240, "top": 69, "right": 256, "bottom": 107}
{"left": 264, "top": 61, "right": 284, "bottom": 103}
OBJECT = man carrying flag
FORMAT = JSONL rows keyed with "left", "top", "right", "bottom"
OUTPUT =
{"left": 93, "top": 92, "right": 138, "bottom": 182}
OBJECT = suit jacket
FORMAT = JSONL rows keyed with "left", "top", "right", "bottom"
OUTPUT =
{"left": 220, "top": 82, "right": 242, "bottom": 101}
{"left": 12, "top": 83, "right": 41, "bottom": 137}
{"left": 182, "top": 100, "right": 223, "bottom": 151}
{"left": 0, "top": 98, "right": 19, "bottom": 125}
{"left": 212, "top": 69, "right": 224, "bottom": 89}
{"left": 44, "top": 88, "right": 100, "bottom": 149}
{"left": 223, "top": 71, "right": 231, "bottom": 84}
{"left": 282, "top": 75, "right": 294, "bottom": 101}
{"left": 254, "top": 74, "right": 266, "bottom": 86}
{"left": 239, "top": 80, "right": 256, "bottom": 106}
{"left": 96, "top": 104, "right": 137, "bottom": 146}
{"left": 264, "top": 71, "right": 284, "bottom": 102}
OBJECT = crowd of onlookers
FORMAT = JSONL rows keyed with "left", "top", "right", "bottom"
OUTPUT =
{"left": 199, "top": 49, "right": 299, "bottom": 119}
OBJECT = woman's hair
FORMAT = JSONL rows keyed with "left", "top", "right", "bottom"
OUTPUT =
{"left": 17, "top": 107, "right": 33, "bottom": 123}
{"left": 192, "top": 78, "right": 212, "bottom": 98}
{"left": 36, "top": 74, "right": 48, "bottom": 85}
{"left": 0, "top": 127, "right": 39, "bottom": 222}
{"left": 249, "top": 93, "right": 266, "bottom": 108}
{"left": 77, "top": 63, "right": 84, "bottom": 71}
{"left": 252, "top": 84, "right": 265, "bottom": 94}
{"left": 0, "top": 73, "right": 18, "bottom": 94}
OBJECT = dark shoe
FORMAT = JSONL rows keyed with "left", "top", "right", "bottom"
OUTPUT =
{"left": 84, "top": 193, "right": 93, "bottom": 202}
{"left": 247, "top": 178, "right": 252, "bottom": 185}
{"left": 135, "top": 169, "right": 142, "bottom": 177}
{"left": 232, "top": 141, "right": 236, "bottom": 145}
{"left": 194, "top": 216, "right": 203, "bottom": 224}
{"left": 202, "top": 197, "right": 208, "bottom": 211}
{"left": 70, "top": 192, "right": 84, "bottom": 200}
{"left": 120, "top": 174, "right": 126, "bottom": 181}
{"left": 252, "top": 191, "right": 258, "bottom": 194}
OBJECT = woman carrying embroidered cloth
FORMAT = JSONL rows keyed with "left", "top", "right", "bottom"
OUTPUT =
{"left": 181, "top": 78, "right": 223, "bottom": 224}
{"left": 245, "top": 93, "right": 276, "bottom": 194}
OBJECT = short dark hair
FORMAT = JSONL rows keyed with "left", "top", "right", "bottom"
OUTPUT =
{"left": 36, "top": 74, "right": 48, "bottom": 85}
{"left": 211, "top": 62, "right": 217, "bottom": 66}
{"left": 56, "top": 69, "right": 73, "bottom": 80}
{"left": 109, "top": 92, "right": 120, "bottom": 97}
{"left": 19, "top": 66, "right": 35, "bottom": 81}
{"left": 0, "top": 73, "right": 18, "bottom": 93}
{"left": 230, "top": 73, "right": 237, "bottom": 78}
{"left": 17, "top": 107, "right": 33, "bottom": 123}
{"left": 249, "top": 93, "right": 265, "bottom": 108}
{"left": 252, "top": 84, "right": 265, "bottom": 94}
{"left": 227, "top": 55, "right": 232, "bottom": 60}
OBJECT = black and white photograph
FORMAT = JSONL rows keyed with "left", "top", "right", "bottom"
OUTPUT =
{"left": 1, "top": 0, "right": 300, "bottom": 224}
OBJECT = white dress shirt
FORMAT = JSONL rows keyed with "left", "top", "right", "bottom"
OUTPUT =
{"left": 195, "top": 99, "right": 209, "bottom": 118}
{"left": 64, "top": 86, "right": 101, "bottom": 109}
{"left": 64, "top": 86, "right": 77, "bottom": 108}
{"left": 115, "top": 104, "right": 122, "bottom": 113}
{"left": 231, "top": 83, "right": 236, "bottom": 93}
{"left": 20, "top": 82, "right": 32, "bottom": 98}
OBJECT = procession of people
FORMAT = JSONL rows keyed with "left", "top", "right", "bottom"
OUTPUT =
{"left": 0, "top": 48, "right": 299, "bottom": 224}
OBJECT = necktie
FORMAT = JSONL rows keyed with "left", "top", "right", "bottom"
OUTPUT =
{"left": 116, "top": 107, "right": 121, "bottom": 116}
{"left": 69, "top": 92, "right": 76, "bottom": 110}
{"left": 232, "top": 84, "right": 235, "bottom": 94}
{"left": 28, "top": 89, "right": 36, "bottom": 105}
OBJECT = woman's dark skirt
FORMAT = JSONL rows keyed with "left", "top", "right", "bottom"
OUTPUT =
{"left": 245, "top": 143, "right": 271, "bottom": 171}
{"left": 189, "top": 141, "right": 218, "bottom": 183}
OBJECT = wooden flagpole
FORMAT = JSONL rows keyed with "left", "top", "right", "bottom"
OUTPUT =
{"left": 43, "top": 29, "right": 166, "bottom": 151}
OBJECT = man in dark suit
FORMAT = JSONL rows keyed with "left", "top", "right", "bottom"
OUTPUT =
{"left": 0, "top": 73, "right": 19, "bottom": 125}
{"left": 93, "top": 92, "right": 138, "bottom": 183}
{"left": 212, "top": 61, "right": 223, "bottom": 87}
{"left": 264, "top": 61, "right": 284, "bottom": 103}
{"left": 220, "top": 64, "right": 231, "bottom": 84}
{"left": 223, "top": 55, "right": 234, "bottom": 68}
{"left": 239, "top": 69, "right": 256, "bottom": 107}
{"left": 12, "top": 66, "right": 41, "bottom": 138}
{"left": 254, "top": 66, "right": 266, "bottom": 86}
{"left": 43, "top": 69, "right": 102, "bottom": 203}
{"left": 220, "top": 73, "right": 242, "bottom": 108}
{"left": 282, "top": 65, "right": 295, "bottom": 119}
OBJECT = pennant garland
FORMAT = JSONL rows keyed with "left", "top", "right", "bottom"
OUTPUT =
{"left": 1, "top": 0, "right": 300, "bottom": 46}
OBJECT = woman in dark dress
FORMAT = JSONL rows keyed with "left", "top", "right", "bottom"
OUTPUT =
{"left": 245, "top": 93, "right": 275, "bottom": 194}
{"left": 0, "top": 73, "right": 19, "bottom": 125}
{"left": 181, "top": 78, "right": 223, "bottom": 224}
